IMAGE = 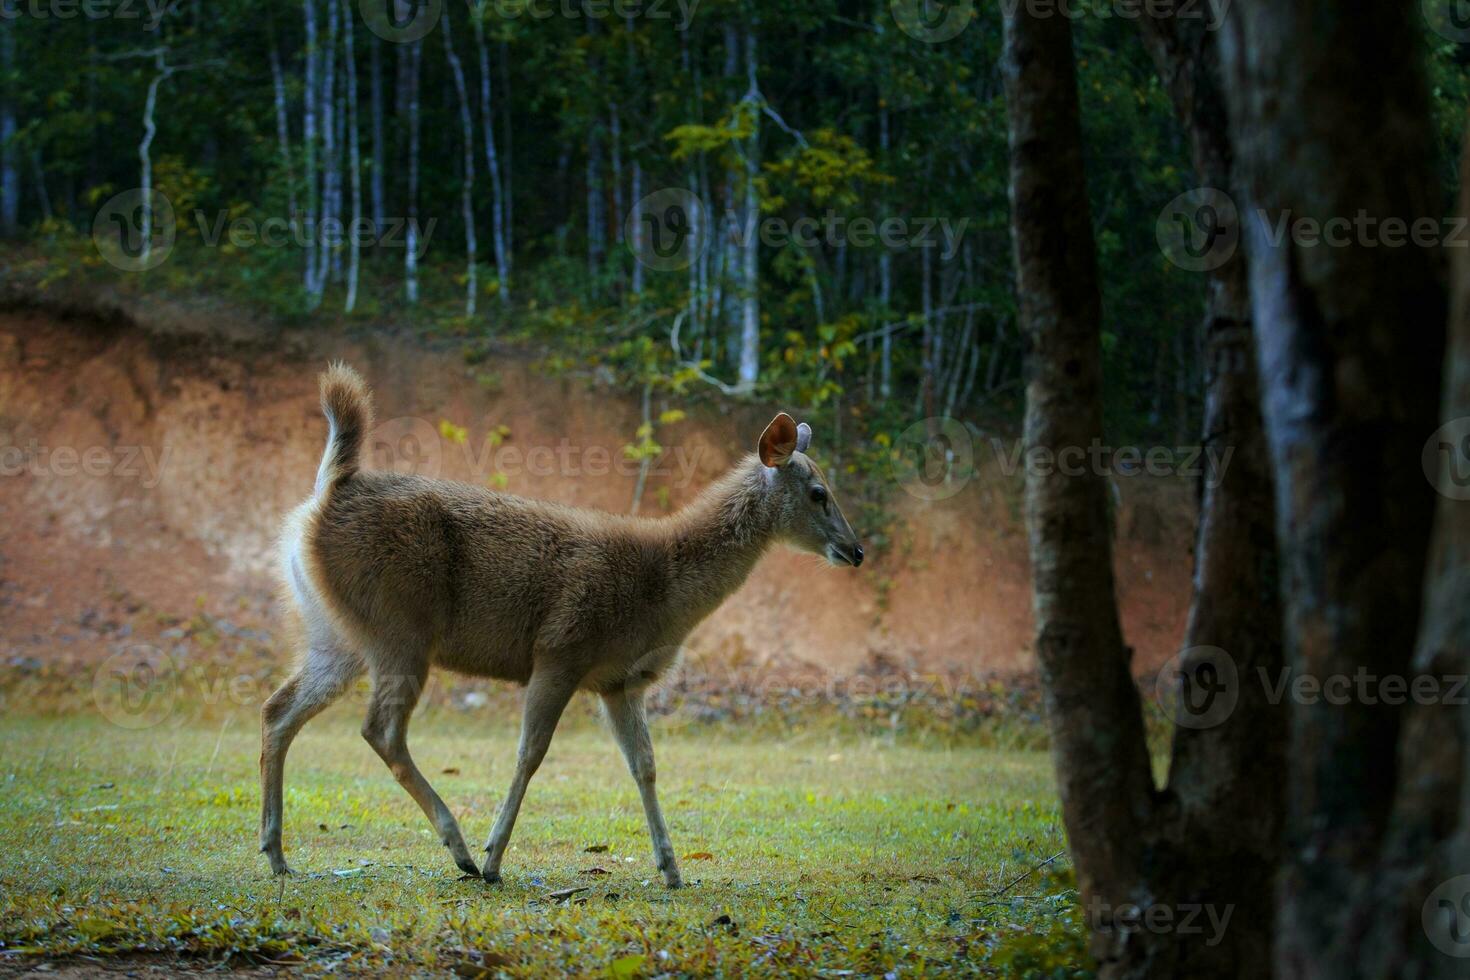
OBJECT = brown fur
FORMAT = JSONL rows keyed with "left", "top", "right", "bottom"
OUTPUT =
{"left": 259, "top": 365, "right": 862, "bottom": 886}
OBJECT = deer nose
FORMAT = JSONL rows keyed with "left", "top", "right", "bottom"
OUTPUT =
{"left": 852, "top": 544, "right": 864, "bottom": 567}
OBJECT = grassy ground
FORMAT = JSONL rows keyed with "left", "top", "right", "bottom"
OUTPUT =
{"left": 0, "top": 707, "right": 1086, "bottom": 977}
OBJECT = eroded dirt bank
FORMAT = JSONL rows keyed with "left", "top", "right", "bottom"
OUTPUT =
{"left": 0, "top": 297, "right": 1194, "bottom": 681}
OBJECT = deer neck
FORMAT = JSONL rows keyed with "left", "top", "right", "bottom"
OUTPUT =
{"left": 659, "top": 455, "right": 779, "bottom": 624}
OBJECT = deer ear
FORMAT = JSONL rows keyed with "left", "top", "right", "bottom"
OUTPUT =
{"left": 758, "top": 413, "right": 799, "bottom": 467}
{"left": 795, "top": 422, "right": 812, "bottom": 453}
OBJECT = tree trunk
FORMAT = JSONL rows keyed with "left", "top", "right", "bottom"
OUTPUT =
{"left": 878, "top": 105, "right": 892, "bottom": 399}
{"left": 1219, "top": 3, "right": 1447, "bottom": 976}
{"left": 268, "top": 32, "right": 298, "bottom": 228}
{"left": 736, "top": 22, "right": 761, "bottom": 391}
{"left": 1000, "top": 5, "right": 1156, "bottom": 968}
{"left": 403, "top": 38, "right": 422, "bottom": 305}
{"left": 309, "top": 0, "right": 338, "bottom": 306}
{"left": 1360, "top": 122, "right": 1470, "bottom": 980}
{"left": 472, "top": 2, "right": 509, "bottom": 305}
{"left": 498, "top": 38, "right": 514, "bottom": 260}
{"left": 341, "top": 0, "right": 361, "bottom": 313}
{"left": 302, "top": 0, "right": 319, "bottom": 295}
{"left": 585, "top": 18, "right": 605, "bottom": 285}
{"left": 1121, "top": 9, "right": 1286, "bottom": 979}
{"left": 2, "top": 21, "right": 20, "bottom": 235}
{"left": 369, "top": 34, "right": 385, "bottom": 231}
{"left": 136, "top": 51, "right": 170, "bottom": 266}
{"left": 441, "top": 0, "right": 477, "bottom": 317}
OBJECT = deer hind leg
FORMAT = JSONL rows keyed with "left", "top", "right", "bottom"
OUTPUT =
{"left": 482, "top": 667, "right": 579, "bottom": 883}
{"left": 601, "top": 687, "right": 682, "bottom": 887}
{"left": 361, "top": 659, "right": 479, "bottom": 877}
{"left": 260, "top": 641, "right": 363, "bottom": 875}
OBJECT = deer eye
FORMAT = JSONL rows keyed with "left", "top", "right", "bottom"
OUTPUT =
{"left": 809, "top": 485, "right": 828, "bottom": 505}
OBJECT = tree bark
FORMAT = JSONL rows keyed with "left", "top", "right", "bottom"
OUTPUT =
{"left": 341, "top": 0, "right": 361, "bottom": 313}
{"left": 1218, "top": 3, "right": 1447, "bottom": 976}
{"left": 441, "top": 0, "right": 477, "bottom": 317}
{"left": 1346, "top": 123, "right": 1470, "bottom": 980}
{"left": 736, "top": 21, "right": 761, "bottom": 391}
{"left": 472, "top": 2, "right": 510, "bottom": 305}
{"left": 302, "top": 0, "right": 320, "bottom": 295}
{"left": 403, "top": 38, "right": 422, "bottom": 305}
{"left": 369, "top": 34, "right": 385, "bottom": 231}
{"left": 1, "top": 20, "right": 20, "bottom": 235}
{"left": 878, "top": 105, "right": 893, "bottom": 399}
{"left": 1001, "top": 6, "right": 1156, "bottom": 967}
{"left": 1125, "top": 11, "right": 1286, "bottom": 978}
{"left": 268, "top": 31, "right": 298, "bottom": 229}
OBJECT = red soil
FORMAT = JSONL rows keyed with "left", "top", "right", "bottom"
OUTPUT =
{"left": 0, "top": 300, "right": 1195, "bottom": 682}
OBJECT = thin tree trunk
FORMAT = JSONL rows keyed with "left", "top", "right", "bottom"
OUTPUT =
{"left": 585, "top": 19, "right": 605, "bottom": 284}
{"left": 736, "top": 21, "right": 761, "bottom": 391}
{"left": 329, "top": 54, "right": 345, "bottom": 283}
{"left": 1001, "top": 6, "right": 1156, "bottom": 970}
{"left": 1219, "top": 3, "right": 1447, "bottom": 976}
{"left": 369, "top": 35, "right": 385, "bottom": 230}
{"left": 136, "top": 51, "right": 171, "bottom": 265}
{"left": 1, "top": 22, "right": 18, "bottom": 235}
{"left": 878, "top": 105, "right": 892, "bottom": 399}
{"left": 341, "top": 0, "right": 361, "bottom": 313}
{"left": 1130, "top": 10, "right": 1286, "bottom": 977}
{"left": 441, "top": 0, "right": 477, "bottom": 317}
{"left": 268, "top": 32, "right": 298, "bottom": 228}
{"left": 472, "top": 2, "right": 509, "bottom": 305}
{"left": 310, "top": 0, "right": 338, "bottom": 304}
{"left": 498, "top": 37, "right": 513, "bottom": 260}
{"left": 302, "top": 0, "right": 319, "bottom": 293}
{"left": 630, "top": 161, "right": 644, "bottom": 296}
{"left": 404, "top": 38, "right": 422, "bottom": 305}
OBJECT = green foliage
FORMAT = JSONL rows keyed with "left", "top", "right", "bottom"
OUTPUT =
{"left": 6, "top": 0, "right": 1470, "bottom": 509}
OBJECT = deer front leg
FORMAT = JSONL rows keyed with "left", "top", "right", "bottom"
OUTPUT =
{"left": 482, "top": 668, "right": 578, "bottom": 883}
{"left": 601, "top": 687, "right": 681, "bottom": 888}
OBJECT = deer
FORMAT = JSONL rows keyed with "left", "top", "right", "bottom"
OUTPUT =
{"left": 259, "top": 363, "right": 864, "bottom": 887}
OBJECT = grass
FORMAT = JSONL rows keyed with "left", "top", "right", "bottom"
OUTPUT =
{"left": 0, "top": 706, "right": 1088, "bottom": 976}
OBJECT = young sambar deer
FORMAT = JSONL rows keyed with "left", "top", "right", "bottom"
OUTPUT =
{"left": 260, "top": 364, "right": 864, "bottom": 886}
